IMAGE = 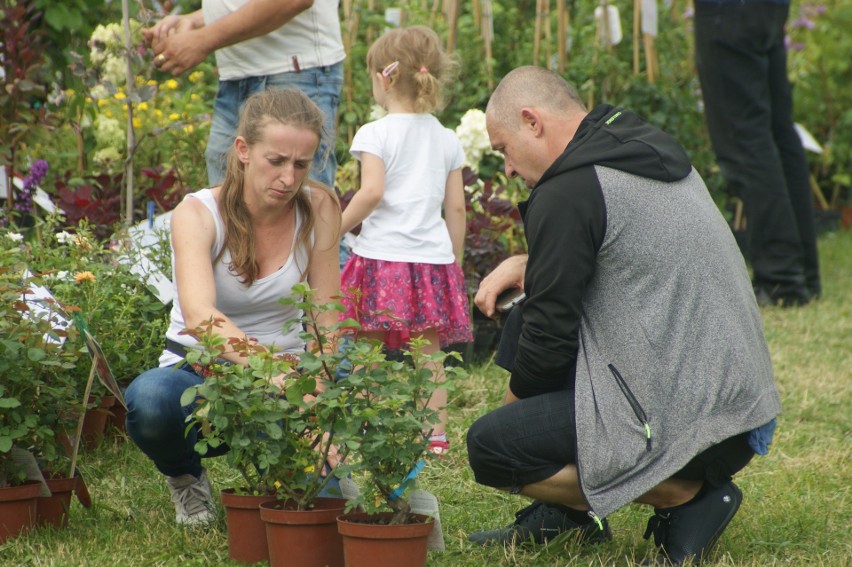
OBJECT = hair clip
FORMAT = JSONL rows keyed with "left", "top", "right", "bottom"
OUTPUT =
{"left": 419, "top": 66, "right": 429, "bottom": 73}
{"left": 381, "top": 61, "right": 400, "bottom": 77}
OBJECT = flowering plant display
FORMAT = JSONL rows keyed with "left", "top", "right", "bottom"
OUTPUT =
{"left": 0, "top": 228, "right": 82, "bottom": 487}
{"left": 21, "top": 216, "right": 170, "bottom": 387}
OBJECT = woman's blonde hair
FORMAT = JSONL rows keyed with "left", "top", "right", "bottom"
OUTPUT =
{"left": 217, "top": 88, "right": 337, "bottom": 285}
{"left": 366, "top": 25, "right": 458, "bottom": 114}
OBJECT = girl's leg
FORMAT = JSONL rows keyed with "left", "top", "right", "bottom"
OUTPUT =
{"left": 414, "top": 328, "right": 448, "bottom": 440}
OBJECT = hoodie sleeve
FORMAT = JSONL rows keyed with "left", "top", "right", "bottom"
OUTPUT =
{"left": 510, "top": 166, "right": 606, "bottom": 398}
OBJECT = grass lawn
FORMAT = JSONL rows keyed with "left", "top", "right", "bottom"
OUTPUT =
{"left": 2, "top": 229, "right": 849, "bottom": 566}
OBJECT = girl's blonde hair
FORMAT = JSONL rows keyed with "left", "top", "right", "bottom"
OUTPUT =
{"left": 366, "top": 25, "right": 458, "bottom": 114}
{"left": 217, "top": 88, "right": 337, "bottom": 285}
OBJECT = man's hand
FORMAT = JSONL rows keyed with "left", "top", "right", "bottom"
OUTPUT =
{"left": 146, "top": 12, "right": 207, "bottom": 76}
{"left": 475, "top": 255, "right": 528, "bottom": 318}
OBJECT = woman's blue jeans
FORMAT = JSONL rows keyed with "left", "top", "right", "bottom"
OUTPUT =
{"left": 125, "top": 364, "right": 228, "bottom": 478}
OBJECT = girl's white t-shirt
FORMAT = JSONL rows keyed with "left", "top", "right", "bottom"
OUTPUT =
{"left": 349, "top": 113, "right": 464, "bottom": 264}
{"left": 159, "top": 188, "right": 310, "bottom": 367}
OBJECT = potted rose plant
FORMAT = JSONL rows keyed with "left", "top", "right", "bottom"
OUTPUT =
{"left": 180, "top": 286, "right": 356, "bottom": 566}
{"left": 334, "top": 337, "right": 466, "bottom": 567}
{"left": 0, "top": 260, "right": 82, "bottom": 541}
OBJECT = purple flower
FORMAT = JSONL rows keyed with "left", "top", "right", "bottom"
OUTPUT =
{"left": 15, "top": 159, "right": 49, "bottom": 214}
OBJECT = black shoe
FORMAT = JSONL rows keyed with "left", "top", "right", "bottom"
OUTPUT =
{"left": 468, "top": 501, "right": 611, "bottom": 547}
{"left": 642, "top": 481, "right": 743, "bottom": 565}
{"left": 754, "top": 286, "right": 810, "bottom": 308}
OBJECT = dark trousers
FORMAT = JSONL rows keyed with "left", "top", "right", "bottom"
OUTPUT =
{"left": 694, "top": 1, "right": 820, "bottom": 299}
{"left": 467, "top": 307, "right": 753, "bottom": 491}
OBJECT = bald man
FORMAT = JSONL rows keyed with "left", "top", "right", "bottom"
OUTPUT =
{"left": 465, "top": 67, "right": 780, "bottom": 566}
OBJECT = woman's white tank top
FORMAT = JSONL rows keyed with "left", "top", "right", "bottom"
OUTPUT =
{"left": 159, "top": 188, "right": 309, "bottom": 366}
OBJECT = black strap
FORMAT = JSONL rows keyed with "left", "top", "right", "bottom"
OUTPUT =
{"left": 165, "top": 338, "right": 189, "bottom": 358}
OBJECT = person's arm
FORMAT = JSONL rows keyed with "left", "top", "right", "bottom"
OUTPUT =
{"left": 340, "top": 152, "right": 384, "bottom": 235}
{"left": 474, "top": 254, "right": 528, "bottom": 319}
{"left": 142, "top": 10, "right": 205, "bottom": 45}
{"left": 306, "top": 186, "right": 342, "bottom": 345}
{"left": 152, "top": 0, "right": 315, "bottom": 76}
{"left": 509, "top": 171, "right": 605, "bottom": 399}
{"left": 443, "top": 168, "right": 466, "bottom": 264}
{"left": 170, "top": 197, "right": 256, "bottom": 366}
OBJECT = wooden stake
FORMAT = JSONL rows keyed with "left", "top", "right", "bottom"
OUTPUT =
{"left": 534, "top": 0, "right": 544, "bottom": 65}
{"left": 69, "top": 363, "right": 98, "bottom": 480}
{"left": 544, "top": 0, "right": 553, "bottom": 67}
{"left": 633, "top": 0, "right": 640, "bottom": 75}
{"left": 446, "top": 0, "right": 459, "bottom": 54}
{"left": 482, "top": 0, "right": 494, "bottom": 88}
{"left": 557, "top": 0, "right": 566, "bottom": 72}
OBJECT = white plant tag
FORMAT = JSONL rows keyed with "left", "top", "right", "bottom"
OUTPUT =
{"left": 409, "top": 489, "right": 444, "bottom": 551}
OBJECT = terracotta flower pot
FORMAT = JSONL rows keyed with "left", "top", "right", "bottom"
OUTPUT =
{"left": 36, "top": 474, "right": 77, "bottom": 528}
{"left": 220, "top": 489, "right": 276, "bottom": 564}
{"left": 82, "top": 395, "right": 117, "bottom": 449}
{"left": 260, "top": 497, "right": 347, "bottom": 567}
{"left": 0, "top": 480, "right": 41, "bottom": 544}
{"left": 336, "top": 512, "right": 434, "bottom": 567}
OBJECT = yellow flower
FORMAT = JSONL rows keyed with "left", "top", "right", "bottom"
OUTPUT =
{"left": 165, "top": 79, "right": 179, "bottom": 90}
{"left": 97, "top": 99, "right": 108, "bottom": 108}
{"left": 169, "top": 113, "right": 180, "bottom": 121}
{"left": 190, "top": 93, "right": 200, "bottom": 101}
{"left": 74, "top": 271, "right": 96, "bottom": 284}
{"left": 304, "top": 465, "right": 315, "bottom": 474}
{"left": 105, "top": 110, "right": 114, "bottom": 118}
{"left": 183, "top": 124, "right": 194, "bottom": 134}
{"left": 64, "top": 88, "right": 76, "bottom": 97}
{"left": 138, "top": 102, "right": 149, "bottom": 111}
{"left": 147, "top": 79, "right": 157, "bottom": 87}
{"left": 114, "top": 91, "right": 126, "bottom": 100}
{"left": 188, "top": 71, "right": 204, "bottom": 84}
{"left": 155, "top": 109, "right": 163, "bottom": 118}
{"left": 133, "top": 117, "right": 142, "bottom": 129}
{"left": 273, "top": 480, "right": 282, "bottom": 490}
{"left": 135, "top": 75, "right": 145, "bottom": 86}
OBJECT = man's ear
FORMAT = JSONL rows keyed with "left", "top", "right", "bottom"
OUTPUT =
{"left": 234, "top": 136, "right": 250, "bottom": 164}
{"left": 520, "top": 108, "right": 544, "bottom": 137}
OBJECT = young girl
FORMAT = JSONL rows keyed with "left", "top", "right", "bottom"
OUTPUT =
{"left": 339, "top": 26, "right": 472, "bottom": 455}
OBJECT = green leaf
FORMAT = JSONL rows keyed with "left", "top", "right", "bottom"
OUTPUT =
{"left": 0, "top": 398, "right": 22, "bottom": 409}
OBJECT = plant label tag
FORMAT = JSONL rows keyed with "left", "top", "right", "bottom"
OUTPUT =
{"left": 10, "top": 447, "right": 50, "bottom": 496}
{"left": 339, "top": 476, "right": 361, "bottom": 501}
{"left": 409, "top": 489, "right": 445, "bottom": 551}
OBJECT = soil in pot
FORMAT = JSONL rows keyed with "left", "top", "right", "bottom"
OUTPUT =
{"left": 36, "top": 474, "right": 77, "bottom": 528}
{"left": 336, "top": 512, "right": 434, "bottom": 567}
{"left": 0, "top": 480, "right": 42, "bottom": 544}
{"left": 260, "top": 497, "right": 347, "bottom": 567}
{"left": 220, "top": 489, "right": 276, "bottom": 564}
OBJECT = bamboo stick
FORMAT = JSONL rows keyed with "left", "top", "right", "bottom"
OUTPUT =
{"left": 544, "top": 0, "right": 553, "bottom": 67}
{"left": 634, "top": 0, "right": 640, "bottom": 75}
{"left": 534, "top": 0, "right": 544, "bottom": 65}
{"left": 482, "top": 0, "right": 494, "bottom": 89}
{"left": 557, "top": 0, "right": 566, "bottom": 72}
{"left": 446, "top": 0, "right": 459, "bottom": 54}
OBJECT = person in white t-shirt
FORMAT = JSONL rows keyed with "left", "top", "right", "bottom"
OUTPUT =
{"left": 143, "top": 0, "right": 345, "bottom": 188}
{"left": 125, "top": 89, "right": 341, "bottom": 526}
{"left": 339, "top": 26, "right": 472, "bottom": 456}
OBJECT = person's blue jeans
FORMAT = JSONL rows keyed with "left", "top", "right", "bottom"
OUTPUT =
{"left": 205, "top": 62, "right": 344, "bottom": 188}
{"left": 125, "top": 363, "right": 226, "bottom": 478}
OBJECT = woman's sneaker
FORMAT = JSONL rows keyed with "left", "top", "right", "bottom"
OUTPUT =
{"left": 468, "top": 501, "right": 611, "bottom": 546}
{"left": 642, "top": 481, "right": 743, "bottom": 565}
{"left": 166, "top": 470, "right": 215, "bottom": 526}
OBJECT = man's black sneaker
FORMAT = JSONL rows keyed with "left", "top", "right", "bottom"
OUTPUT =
{"left": 468, "top": 501, "right": 611, "bottom": 547}
{"left": 642, "top": 481, "right": 743, "bottom": 565}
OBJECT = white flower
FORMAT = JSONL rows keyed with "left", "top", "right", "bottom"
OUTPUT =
{"left": 94, "top": 115, "right": 125, "bottom": 148}
{"left": 56, "top": 231, "right": 75, "bottom": 245}
{"left": 5, "top": 232, "right": 24, "bottom": 242}
{"left": 455, "top": 108, "right": 497, "bottom": 172}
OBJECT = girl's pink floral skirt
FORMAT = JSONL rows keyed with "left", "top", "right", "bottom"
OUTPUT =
{"left": 340, "top": 254, "right": 473, "bottom": 348}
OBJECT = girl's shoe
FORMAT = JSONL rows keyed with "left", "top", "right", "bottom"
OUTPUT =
{"left": 428, "top": 439, "right": 450, "bottom": 456}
